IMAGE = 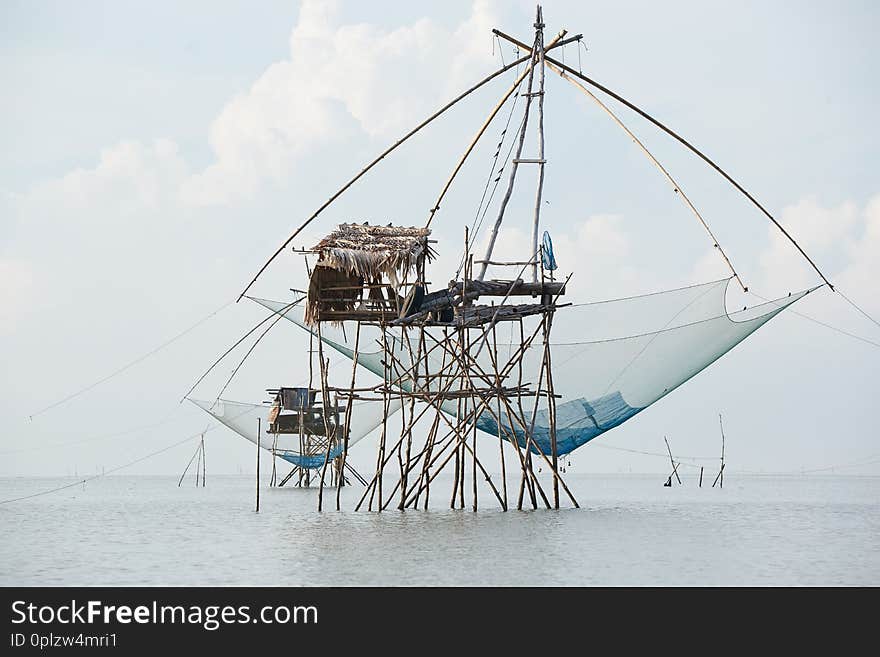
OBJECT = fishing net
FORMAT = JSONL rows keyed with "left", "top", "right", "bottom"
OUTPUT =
{"left": 190, "top": 397, "right": 399, "bottom": 469}
{"left": 251, "top": 277, "right": 815, "bottom": 457}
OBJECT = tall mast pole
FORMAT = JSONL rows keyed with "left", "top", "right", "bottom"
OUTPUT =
{"left": 478, "top": 10, "right": 543, "bottom": 281}
{"left": 530, "top": 6, "right": 547, "bottom": 283}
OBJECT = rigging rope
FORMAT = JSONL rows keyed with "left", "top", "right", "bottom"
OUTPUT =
{"left": 456, "top": 75, "right": 525, "bottom": 277}
{"left": 491, "top": 28, "right": 834, "bottom": 291}
{"left": 0, "top": 428, "right": 213, "bottom": 505}
{"left": 837, "top": 289, "right": 880, "bottom": 332}
{"left": 542, "top": 53, "right": 835, "bottom": 291}
{"left": 236, "top": 51, "right": 541, "bottom": 302}
{"left": 28, "top": 299, "right": 233, "bottom": 420}
{"left": 1, "top": 407, "right": 184, "bottom": 455}
{"left": 749, "top": 291, "right": 880, "bottom": 350}
{"left": 180, "top": 298, "right": 302, "bottom": 402}
{"left": 549, "top": 60, "right": 747, "bottom": 291}
{"left": 209, "top": 297, "right": 305, "bottom": 409}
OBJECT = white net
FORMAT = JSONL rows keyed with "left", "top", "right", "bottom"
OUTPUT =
{"left": 190, "top": 396, "right": 399, "bottom": 468}
{"left": 251, "top": 278, "right": 815, "bottom": 456}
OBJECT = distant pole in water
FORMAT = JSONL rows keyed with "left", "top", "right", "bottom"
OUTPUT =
{"left": 699, "top": 466, "right": 704, "bottom": 487}
{"left": 256, "top": 417, "right": 261, "bottom": 513}
{"left": 270, "top": 430, "right": 278, "bottom": 487}
{"left": 712, "top": 413, "right": 726, "bottom": 489}
{"left": 195, "top": 439, "right": 202, "bottom": 487}
{"left": 200, "top": 432, "right": 206, "bottom": 487}
{"left": 178, "top": 433, "right": 206, "bottom": 488}
{"left": 664, "top": 436, "right": 681, "bottom": 485}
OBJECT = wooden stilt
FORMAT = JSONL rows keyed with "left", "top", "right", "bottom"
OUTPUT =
{"left": 255, "top": 417, "right": 261, "bottom": 513}
{"left": 200, "top": 433, "right": 206, "bottom": 487}
{"left": 530, "top": 6, "right": 547, "bottom": 284}
{"left": 270, "top": 430, "right": 278, "bottom": 487}
{"left": 194, "top": 440, "right": 201, "bottom": 487}
{"left": 719, "top": 413, "right": 726, "bottom": 489}
{"left": 664, "top": 436, "right": 682, "bottom": 485}
{"left": 177, "top": 440, "right": 202, "bottom": 488}
{"left": 337, "top": 321, "right": 361, "bottom": 511}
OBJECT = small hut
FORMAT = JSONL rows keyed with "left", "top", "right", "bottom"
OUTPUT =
{"left": 305, "top": 222, "right": 434, "bottom": 324}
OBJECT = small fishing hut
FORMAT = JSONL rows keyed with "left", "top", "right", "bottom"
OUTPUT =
{"left": 266, "top": 386, "right": 348, "bottom": 487}
{"left": 305, "top": 222, "right": 435, "bottom": 325}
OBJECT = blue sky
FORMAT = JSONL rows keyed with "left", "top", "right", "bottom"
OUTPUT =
{"left": 2, "top": 1, "right": 878, "bottom": 477}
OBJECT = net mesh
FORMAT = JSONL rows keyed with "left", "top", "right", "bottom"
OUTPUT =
{"left": 190, "top": 396, "right": 398, "bottom": 469}
{"left": 251, "top": 278, "right": 815, "bottom": 457}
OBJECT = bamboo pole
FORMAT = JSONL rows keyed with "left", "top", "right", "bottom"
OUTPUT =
{"left": 279, "top": 466, "right": 299, "bottom": 488}
{"left": 354, "top": 337, "right": 469, "bottom": 511}
{"left": 195, "top": 440, "right": 201, "bottom": 487}
{"left": 427, "top": 309, "right": 576, "bottom": 508}
{"left": 255, "top": 417, "right": 261, "bottom": 513}
{"left": 238, "top": 51, "right": 548, "bottom": 302}
{"left": 336, "top": 321, "right": 361, "bottom": 510}
{"left": 543, "top": 60, "right": 746, "bottom": 290}
{"left": 530, "top": 6, "right": 547, "bottom": 284}
{"left": 316, "top": 320, "right": 334, "bottom": 511}
{"left": 270, "top": 430, "right": 277, "bottom": 487}
{"left": 714, "top": 413, "right": 726, "bottom": 489}
{"left": 492, "top": 27, "right": 833, "bottom": 290}
{"left": 200, "top": 434, "right": 205, "bottom": 487}
{"left": 544, "top": 313, "right": 559, "bottom": 509}
{"left": 177, "top": 441, "right": 201, "bottom": 487}
{"left": 425, "top": 29, "right": 567, "bottom": 230}
{"left": 478, "top": 31, "right": 541, "bottom": 282}
{"left": 491, "top": 319, "right": 508, "bottom": 511}
{"left": 376, "top": 330, "right": 507, "bottom": 510}
{"left": 664, "top": 436, "right": 682, "bottom": 485}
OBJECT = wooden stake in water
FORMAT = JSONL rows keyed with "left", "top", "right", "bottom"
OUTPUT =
{"left": 200, "top": 433, "right": 206, "bottom": 487}
{"left": 712, "top": 413, "right": 726, "bottom": 488}
{"left": 255, "top": 417, "right": 261, "bottom": 513}
{"left": 664, "top": 436, "right": 681, "bottom": 485}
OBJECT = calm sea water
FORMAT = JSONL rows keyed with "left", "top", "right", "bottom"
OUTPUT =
{"left": 1, "top": 474, "right": 877, "bottom": 586}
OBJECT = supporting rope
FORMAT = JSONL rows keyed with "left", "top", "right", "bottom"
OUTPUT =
{"left": 491, "top": 28, "right": 835, "bottom": 291}
{"left": 28, "top": 299, "right": 233, "bottom": 420}
{"left": 0, "top": 429, "right": 212, "bottom": 505}
{"left": 837, "top": 289, "right": 880, "bottom": 331}
{"left": 1, "top": 407, "right": 184, "bottom": 455}
{"left": 546, "top": 53, "right": 835, "bottom": 290}
{"left": 456, "top": 76, "right": 525, "bottom": 277}
{"left": 549, "top": 60, "right": 747, "bottom": 291}
{"left": 749, "top": 290, "right": 880, "bottom": 350}
{"left": 209, "top": 297, "right": 305, "bottom": 408}
{"left": 236, "top": 52, "right": 539, "bottom": 302}
{"left": 180, "top": 298, "right": 303, "bottom": 402}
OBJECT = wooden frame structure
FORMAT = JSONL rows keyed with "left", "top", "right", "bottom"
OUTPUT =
{"left": 296, "top": 6, "right": 579, "bottom": 511}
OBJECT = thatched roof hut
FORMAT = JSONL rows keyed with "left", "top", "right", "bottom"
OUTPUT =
{"left": 305, "top": 223, "right": 434, "bottom": 324}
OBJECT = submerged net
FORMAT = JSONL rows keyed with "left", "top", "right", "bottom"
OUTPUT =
{"left": 190, "top": 397, "right": 400, "bottom": 469}
{"left": 250, "top": 278, "right": 815, "bottom": 457}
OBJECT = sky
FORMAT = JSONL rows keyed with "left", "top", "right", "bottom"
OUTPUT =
{"left": 1, "top": 0, "right": 878, "bottom": 480}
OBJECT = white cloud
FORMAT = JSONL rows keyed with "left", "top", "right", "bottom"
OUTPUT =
{"left": 836, "top": 194, "right": 880, "bottom": 315}
{"left": 756, "top": 195, "right": 860, "bottom": 296}
{"left": 21, "top": 139, "right": 188, "bottom": 219}
{"left": 181, "top": 0, "right": 499, "bottom": 206}
{"left": 471, "top": 213, "right": 642, "bottom": 300}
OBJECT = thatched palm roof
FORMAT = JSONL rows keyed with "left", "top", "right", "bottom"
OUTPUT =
{"left": 312, "top": 223, "right": 433, "bottom": 280}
